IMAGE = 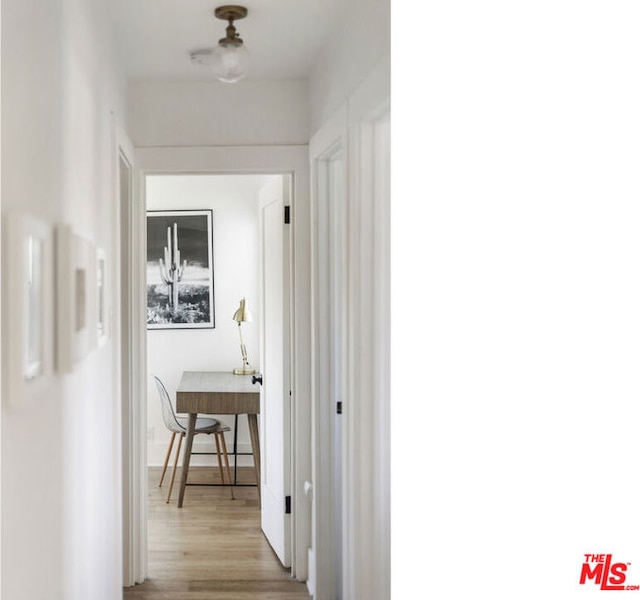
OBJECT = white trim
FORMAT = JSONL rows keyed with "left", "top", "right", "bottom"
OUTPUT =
{"left": 0, "top": 5, "right": 3, "bottom": 592}
{"left": 343, "top": 57, "right": 390, "bottom": 600}
{"left": 309, "top": 57, "right": 390, "bottom": 600}
{"left": 306, "top": 547, "right": 316, "bottom": 598}
{"left": 309, "top": 104, "right": 348, "bottom": 600}
{"left": 114, "top": 121, "right": 147, "bottom": 587}
{"left": 133, "top": 144, "right": 312, "bottom": 581}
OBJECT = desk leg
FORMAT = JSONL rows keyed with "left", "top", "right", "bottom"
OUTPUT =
{"left": 177, "top": 413, "right": 197, "bottom": 508}
{"left": 247, "top": 413, "right": 261, "bottom": 504}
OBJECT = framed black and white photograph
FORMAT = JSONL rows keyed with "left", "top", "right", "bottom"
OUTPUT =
{"left": 147, "top": 210, "right": 215, "bottom": 329}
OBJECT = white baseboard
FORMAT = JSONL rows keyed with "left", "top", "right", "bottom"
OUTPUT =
{"left": 306, "top": 547, "right": 315, "bottom": 598}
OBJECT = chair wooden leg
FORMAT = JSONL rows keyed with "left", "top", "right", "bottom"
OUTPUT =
{"left": 219, "top": 432, "right": 235, "bottom": 500}
{"left": 214, "top": 433, "right": 226, "bottom": 488}
{"left": 159, "top": 432, "right": 176, "bottom": 487}
{"left": 166, "top": 433, "right": 184, "bottom": 504}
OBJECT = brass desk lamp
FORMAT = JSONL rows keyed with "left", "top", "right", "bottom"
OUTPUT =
{"left": 232, "top": 298, "right": 255, "bottom": 375}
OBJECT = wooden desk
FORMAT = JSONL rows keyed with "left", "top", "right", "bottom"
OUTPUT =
{"left": 176, "top": 371, "right": 260, "bottom": 508}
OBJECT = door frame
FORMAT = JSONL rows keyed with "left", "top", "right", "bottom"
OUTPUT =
{"left": 309, "top": 57, "right": 390, "bottom": 600}
{"left": 309, "top": 104, "right": 348, "bottom": 599}
{"left": 344, "top": 60, "right": 391, "bottom": 600}
{"left": 124, "top": 144, "right": 312, "bottom": 582}
{"left": 113, "top": 120, "right": 147, "bottom": 588}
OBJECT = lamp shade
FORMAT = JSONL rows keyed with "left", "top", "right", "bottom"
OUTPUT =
{"left": 232, "top": 298, "right": 252, "bottom": 323}
{"left": 211, "top": 43, "right": 250, "bottom": 83}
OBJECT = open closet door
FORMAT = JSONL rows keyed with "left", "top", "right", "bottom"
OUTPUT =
{"left": 258, "top": 175, "right": 292, "bottom": 567}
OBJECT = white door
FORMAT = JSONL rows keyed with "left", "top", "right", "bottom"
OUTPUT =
{"left": 258, "top": 176, "right": 291, "bottom": 567}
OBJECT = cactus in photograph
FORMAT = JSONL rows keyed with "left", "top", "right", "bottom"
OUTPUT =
{"left": 158, "top": 223, "right": 187, "bottom": 310}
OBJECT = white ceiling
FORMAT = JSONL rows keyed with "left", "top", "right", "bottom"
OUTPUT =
{"left": 110, "top": 0, "right": 345, "bottom": 82}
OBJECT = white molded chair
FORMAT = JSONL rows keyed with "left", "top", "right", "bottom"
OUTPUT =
{"left": 153, "top": 375, "right": 234, "bottom": 502}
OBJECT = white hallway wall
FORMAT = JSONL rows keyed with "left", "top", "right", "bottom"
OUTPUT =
{"left": 1, "top": 0, "right": 126, "bottom": 599}
{"left": 308, "top": 0, "right": 390, "bottom": 135}
{"left": 146, "top": 174, "right": 275, "bottom": 467}
{"left": 128, "top": 80, "right": 309, "bottom": 146}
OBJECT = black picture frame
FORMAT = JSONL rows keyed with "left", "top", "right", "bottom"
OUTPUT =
{"left": 146, "top": 209, "right": 215, "bottom": 329}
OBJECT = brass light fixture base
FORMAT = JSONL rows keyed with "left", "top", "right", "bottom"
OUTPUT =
{"left": 233, "top": 367, "right": 256, "bottom": 376}
{"left": 213, "top": 5, "right": 248, "bottom": 47}
{"left": 214, "top": 5, "right": 248, "bottom": 21}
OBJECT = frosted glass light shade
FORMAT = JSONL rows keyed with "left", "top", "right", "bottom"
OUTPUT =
{"left": 212, "top": 43, "right": 250, "bottom": 83}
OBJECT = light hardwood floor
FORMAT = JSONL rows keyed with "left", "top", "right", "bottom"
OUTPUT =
{"left": 123, "top": 467, "right": 310, "bottom": 600}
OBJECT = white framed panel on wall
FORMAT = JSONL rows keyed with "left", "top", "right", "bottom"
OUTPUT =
{"left": 55, "top": 224, "right": 97, "bottom": 374}
{"left": 2, "top": 211, "right": 54, "bottom": 406}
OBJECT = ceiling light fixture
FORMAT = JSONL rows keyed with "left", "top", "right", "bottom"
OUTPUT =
{"left": 208, "top": 5, "right": 250, "bottom": 83}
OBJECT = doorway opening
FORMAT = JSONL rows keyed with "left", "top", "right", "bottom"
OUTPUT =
{"left": 143, "top": 172, "right": 294, "bottom": 579}
{"left": 120, "top": 143, "right": 312, "bottom": 590}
